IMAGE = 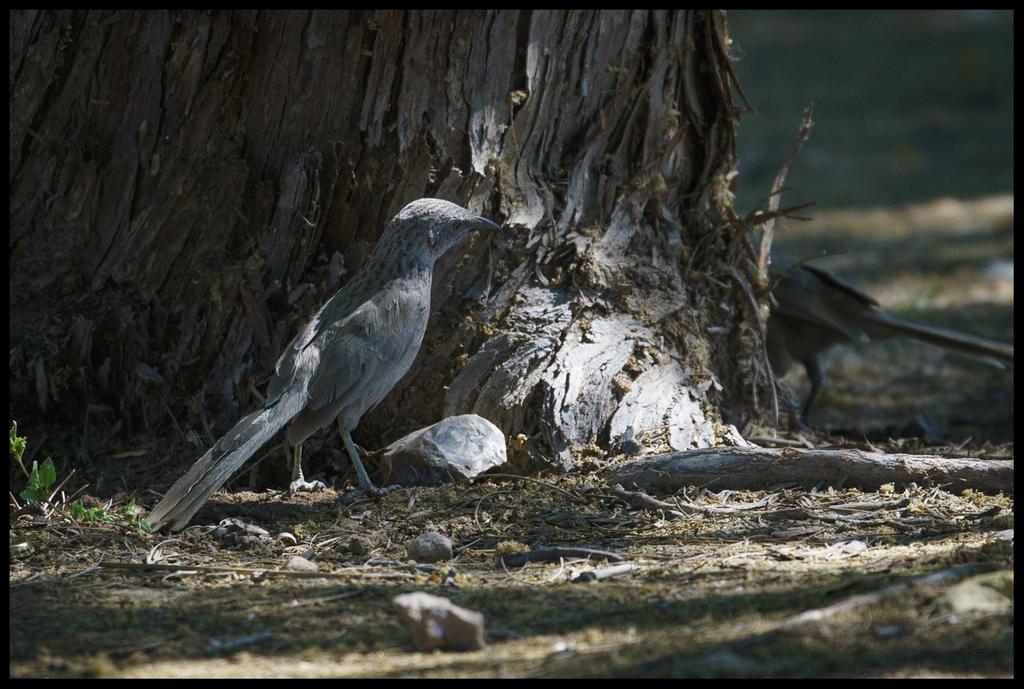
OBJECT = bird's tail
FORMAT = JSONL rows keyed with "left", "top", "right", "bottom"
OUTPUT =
{"left": 863, "top": 310, "right": 1014, "bottom": 367}
{"left": 148, "top": 391, "right": 304, "bottom": 532}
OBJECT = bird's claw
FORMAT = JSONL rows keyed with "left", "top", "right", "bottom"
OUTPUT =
{"left": 339, "top": 483, "right": 402, "bottom": 505}
{"left": 288, "top": 477, "right": 327, "bottom": 493}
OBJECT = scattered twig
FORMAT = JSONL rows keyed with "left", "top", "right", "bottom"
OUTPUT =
{"left": 99, "top": 561, "right": 412, "bottom": 580}
{"left": 827, "top": 497, "right": 912, "bottom": 513}
{"left": 474, "top": 488, "right": 516, "bottom": 530}
{"left": 748, "top": 435, "right": 814, "bottom": 449}
{"left": 609, "top": 484, "right": 695, "bottom": 518}
{"left": 67, "top": 560, "right": 104, "bottom": 579}
{"left": 756, "top": 104, "right": 815, "bottom": 282}
{"left": 475, "top": 473, "right": 588, "bottom": 503}
{"left": 546, "top": 558, "right": 567, "bottom": 583}
{"left": 745, "top": 201, "right": 815, "bottom": 227}
{"left": 147, "top": 538, "right": 184, "bottom": 564}
{"left": 61, "top": 482, "right": 90, "bottom": 507}
{"left": 362, "top": 558, "right": 442, "bottom": 574}
{"left": 44, "top": 467, "right": 77, "bottom": 509}
{"left": 572, "top": 563, "right": 638, "bottom": 583}
{"left": 498, "top": 546, "right": 624, "bottom": 568}
{"left": 761, "top": 508, "right": 815, "bottom": 521}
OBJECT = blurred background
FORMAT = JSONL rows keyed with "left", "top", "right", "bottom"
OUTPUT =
{"left": 729, "top": 9, "right": 1012, "bottom": 210}
{"left": 726, "top": 10, "right": 1014, "bottom": 442}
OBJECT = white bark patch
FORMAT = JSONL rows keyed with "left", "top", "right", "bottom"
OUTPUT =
{"left": 446, "top": 280, "right": 732, "bottom": 470}
{"left": 445, "top": 287, "right": 573, "bottom": 433}
{"left": 541, "top": 316, "right": 641, "bottom": 460}
{"left": 608, "top": 361, "right": 715, "bottom": 453}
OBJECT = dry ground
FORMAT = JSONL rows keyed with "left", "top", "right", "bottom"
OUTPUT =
{"left": 10, "top": 196, "right": 1014, "bottom": 678}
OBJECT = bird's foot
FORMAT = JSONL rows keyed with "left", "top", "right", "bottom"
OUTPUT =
{"left": 288, "top": 477, "right": 327, "bottom": 493}
{"left": 339, "top": 483, "right": 402, "bottom": 505}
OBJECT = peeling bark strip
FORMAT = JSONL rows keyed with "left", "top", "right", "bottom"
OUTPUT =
{"left": 11, "top": 11, "right": 749, "bottom": 475}
{"left": 605, "top": 448, "right": 1014, "bottom": 495}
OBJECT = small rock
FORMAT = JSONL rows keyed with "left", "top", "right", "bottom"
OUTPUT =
{"left": 943, "top": 570, "right": 1013, "bottom": 619}
{"left": 212, "top": 518, "right": 271, "bottom": 548}
{"left": 406, "top": 531, "right": 453, "bottom": 563}
{"left": 378, "top": 414, "right": 507, "bottom": 486}
{"left": 283, "top": 556, "right": 319, "bottom": 573}
{"left": 393, "top": 592, "right": 485, "bottom": 651}
{"left": 212, "top": 518, "right": 270, "bottom": 539}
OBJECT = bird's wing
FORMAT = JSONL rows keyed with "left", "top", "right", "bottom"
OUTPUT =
{"left": 303, "top": 301, "right": 382, "bottom": 411}
{"left": 771, "top": 262, "right": 874, "bottom": 342}
{"left": 304, "top": 287, "right": 428, "bottom": 414}
{"left": 800, "top": 262, "right": 879, "bottom": 307}
{"left": 266, "top": 285, "right": 367, "bottom": 402}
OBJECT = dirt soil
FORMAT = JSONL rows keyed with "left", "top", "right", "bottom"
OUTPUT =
{"left": 10, "top": 198, "right": 1014, "bottom": 678}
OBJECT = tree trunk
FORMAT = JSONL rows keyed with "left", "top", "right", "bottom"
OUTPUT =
{"left": 9, "top": 10, "right": 758, "bottom": 477}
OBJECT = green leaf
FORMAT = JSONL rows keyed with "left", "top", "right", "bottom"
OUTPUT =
{"left": 17, "top": 455, "right": 58, "bottom": 505}
{"left": 10, "top": 421, "right": 26, "bottom": 463}
{"left": 38, "top": 457, "right": 57, "bottom": 491}
{"left": 71, "top": 500, "right": 114, "bottom": 522}
{"left": 20, "top": 460, "right": 43, "bottom": 504}
{"left": 19, "top": 485, "right": 39, "bottom": 504}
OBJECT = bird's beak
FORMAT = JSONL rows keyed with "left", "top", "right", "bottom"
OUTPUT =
{"left": 472, "top": 216, "right": 503, "bottom": 233}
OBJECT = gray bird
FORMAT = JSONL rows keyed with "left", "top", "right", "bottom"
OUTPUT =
{"left": 766, "top": 253, "right": 1014, "bottom": 418}
{"left": 148, "top": 199, "right": 502, "bottom": 531}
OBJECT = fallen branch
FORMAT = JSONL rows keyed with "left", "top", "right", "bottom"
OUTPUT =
{"left": 605, "top": 447, "right": 1012, "bottom": 495}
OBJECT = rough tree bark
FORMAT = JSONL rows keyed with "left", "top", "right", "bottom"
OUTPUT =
{"left": 9, "top": 10, "right": 759, "bottom": 480}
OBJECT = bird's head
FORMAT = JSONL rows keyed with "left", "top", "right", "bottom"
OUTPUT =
{"left": 387, "top": 198, "right": 503, "bottom": 260}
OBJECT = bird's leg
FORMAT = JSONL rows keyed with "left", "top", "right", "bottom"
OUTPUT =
{"left": 341, "top": 427, "right": 378, "bottom": 493}
{"left": 339, "top": 422, "right": 401, "bottom": 501}
{"left": 776, "top": 380, "right": 807, "bottom": 432}
{"left": 801, "top": 355, "right": 827, "bottom": 421}
{"left": 288, "top": 443, "right": 326, "bottom": 493}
